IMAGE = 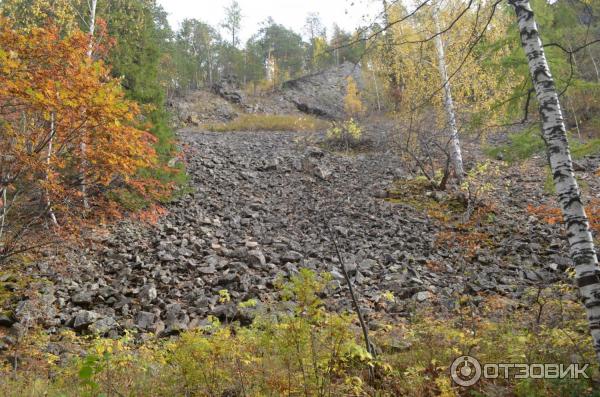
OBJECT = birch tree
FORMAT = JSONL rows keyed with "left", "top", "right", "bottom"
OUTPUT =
{"left": 46, "top": 113, "right": 58, "bottom": 226}
{"left": 510, "top": 0, "right": 600, "bottom": 363}
{"left": 80, "top": 0, "right": 97, "bottom": 210}
{"left": 221, "top": 0, "right": 242, "bottom": 47}
{"left": 433, "top": 3, "right": 464, "bottom": 182}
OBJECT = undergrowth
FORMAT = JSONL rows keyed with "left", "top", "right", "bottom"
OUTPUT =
{"left": 485, "top": 129, "right": 600, "bottom": 163}
{"left": 0, "top": 270, "right": 597, "bottom": 396}
{"left": 204, "top": 114, "right": 330, "bottom": 132}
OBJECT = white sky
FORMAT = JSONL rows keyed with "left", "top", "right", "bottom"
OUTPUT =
{"left": 157, "top": 0, "right": 382, "bottom": 43}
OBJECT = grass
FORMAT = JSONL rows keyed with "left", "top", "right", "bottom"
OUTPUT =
{"left": 0, "top": 270, "right": 597, "bottom": 396}
{"left": 484, "top": 128, "right": 546, "bottom": 163}
{"left": 204, "top": 113, "right": 330, "bottom": 132}
{"left": 485, "top": 128, "right": 600, "bottom": 163}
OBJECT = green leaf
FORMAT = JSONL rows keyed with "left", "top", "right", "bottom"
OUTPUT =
{"left": 78, "top": 365, "right": 93, "bottom": 380}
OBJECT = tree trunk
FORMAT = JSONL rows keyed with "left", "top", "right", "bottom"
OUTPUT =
{"left": 511, "top": 0, "right": 600, "bottom": 363}
{"left": 46, "top": 113, "right": 58, "bottom": 226}
{"left": 86, "top": 0, "right": 97, "bottom": 58}
{"left": 0, "top": 187, "right": 7, "bottom": 246}
{"left": 371, "top": 66, "right": 382, "bottom": 112}
{"left": 208, "top": 50, "right": 213, "bottom": 85}
{"left": 81, "top": 0, "right": 97, "bottom": 211}
{"left": 433, "top": 5, "right": 464, "bottom": 182}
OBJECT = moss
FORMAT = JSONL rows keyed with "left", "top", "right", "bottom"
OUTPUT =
{"left": 384, "top": 178, "right": 466, "bottom": 220}
{"left": 0, "top": 262, "right": 35, "bottom": 309}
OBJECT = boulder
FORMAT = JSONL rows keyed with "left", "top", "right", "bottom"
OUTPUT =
{"left": 211, "top": 75, "right": 243, "bottom": 104}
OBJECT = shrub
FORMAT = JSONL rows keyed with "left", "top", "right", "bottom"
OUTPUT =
{"left": 344, "top": 76, "right": 365, "bottom": 117}
{"left": 325, "top": 118, "right": 364, "bottom": 151}
{"left": 0, "top": 20, "right": 173, "bottom": 263}
{"left": 0, "top": 272, "right": 597, "bottom": 396}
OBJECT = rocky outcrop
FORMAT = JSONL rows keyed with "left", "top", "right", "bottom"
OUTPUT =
{"left": 211, "top": 74, "right": 244, "bottom": 104}
{"left": 168, "top": 90, "right": 239, "bottom": 127}
{"left": 280, "top": 62, "right": 363, "bottom": 119}
{"left": 170, "top": 63, "right": 363, "bottom": 127}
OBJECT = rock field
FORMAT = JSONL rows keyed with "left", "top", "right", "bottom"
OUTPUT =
{"left": 0, "top": 127, "right": 580, "bottom": 345}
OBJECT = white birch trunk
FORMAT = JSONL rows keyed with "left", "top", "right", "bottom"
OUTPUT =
{"left": 81, "top": 0, "right": 97, "bottom": 210}
{"left": 433, "top": 6, "right": 464, "bottom": 182}
{"left": 0, "top": 187, "right": 7, "bottom": 246}
{"left": 511, "top": 0, "right": 600, "bottom": 363}
{"left": 46, "top": 113, "right": 58, "bottom": 227}
{"left": 86, "top": 0, "right": 97, "bottom": 58}
{"left": 371, "top": 65, "right": 382, "bottom": 112}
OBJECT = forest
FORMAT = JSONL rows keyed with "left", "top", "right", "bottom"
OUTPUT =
{"left": 1, "top": 0, "right": 600, "bottom": 395}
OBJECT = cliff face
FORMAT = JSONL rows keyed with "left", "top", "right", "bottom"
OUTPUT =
{"left": 170, "top": 62, "right": 363, "bottom": 126}
{"left": 281, "top": 62, "right": 363, "bottom": 119}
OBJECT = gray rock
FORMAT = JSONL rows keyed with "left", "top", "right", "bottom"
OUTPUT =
{"left": 211, "top": 75, "right": 243, "bottom": 104}
{"left": 0, "top": 314, "right": 15, "bottom": 327}
{"left": 135, "top": 311, "right": 156, "bottom": 330}
{"left": 139, "top": 284, "right": 158, "bottom": 303}
{"left": 72, "top": 311, "right": 99, "bottom": 330}
{"left": 197, "top": 265, "right": 217, "bottom": 275}
{"left": 9, "top": 323, "right": 27, "bottom": 340}
{"left": 284, "top": 263, "right": 299, "bottom": 275}
{"left": 282, "top": 251, "right": 303, "bottom": 263}
{"left": 248, "top": 250, "right": 266, "bottom": 268}
{"left": 330, "top": 269, "right": 345, "bottom": 282}
{"left": 89, "top": 317, "right": 118, "bottom": 335}
{"left": 158, "top": 251, "right": 176, "bottom": 262}
{"left": 313, "top": 165, "right": 332, "bottom": 180}
{"left": 212, "top": 304, "right": 237, "bottom": 321}
{"left": 414, "top": 291, "right": 432, "bottom": 302}
{"left": 282, "top": 62, "right": 363, "bottom": 119}
{"left": 14, "top": 298, "right": 56, "bottom": 327}
{"left": 72, "top": 291, "right": 93, "bottom": 306}
{"left": 260, "top": 158, "right": 279, "bottom": 171}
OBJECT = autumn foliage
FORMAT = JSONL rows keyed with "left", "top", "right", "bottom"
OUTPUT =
{"left": 0, "top": 19, "right": 166, "bottom": 261}
{"left": 344, "top": 76, "right": 364, "bottom": 117}
{"left": 528, "top": 200, "right": 600, "bottom": 236}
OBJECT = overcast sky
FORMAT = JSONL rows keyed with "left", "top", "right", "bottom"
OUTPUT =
{"left": 157, "top": 0, "right": 382, "bottom": 43}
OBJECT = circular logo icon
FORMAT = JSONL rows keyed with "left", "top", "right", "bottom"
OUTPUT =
{"left": 450, "top": 355, "right": 482, "bottom": 387}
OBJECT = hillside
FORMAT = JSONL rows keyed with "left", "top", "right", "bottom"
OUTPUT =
{"left": 2, "top": 0, "right": 600, "bottom": 395}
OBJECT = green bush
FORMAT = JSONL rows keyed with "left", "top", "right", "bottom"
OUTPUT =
{"left": 325, "top": 118, "right": 364, "bottom": 151}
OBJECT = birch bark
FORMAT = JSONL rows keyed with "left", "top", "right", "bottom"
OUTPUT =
{"left": 81, "top": 0, "right": 97, "bottom": 210}
{"left": 510, "top": 0, "right": 600, "bottom": 362}
{"left": 433, "top": 5, "right": 464, "bottom": 182}
{"left": 46, "top": 113, "right": 58, "bottom": 226}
